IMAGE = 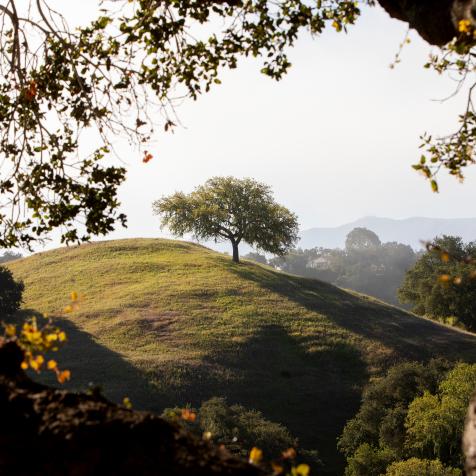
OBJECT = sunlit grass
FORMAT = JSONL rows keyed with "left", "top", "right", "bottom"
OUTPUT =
{"left": 8, "top": 238, "right": 476, "bottom": 475}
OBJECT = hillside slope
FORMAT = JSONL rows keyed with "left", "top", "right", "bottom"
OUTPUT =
{"left": 8, "top": 239, "right": 476, "bottom": 474}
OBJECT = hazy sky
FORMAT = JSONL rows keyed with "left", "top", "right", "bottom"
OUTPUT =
{"left": 44, "top": 2, "right": 476, "bottom": 249}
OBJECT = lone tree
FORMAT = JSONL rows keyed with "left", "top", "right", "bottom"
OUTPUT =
{"left": 0, "top": 1, "right": 474, "bottom": 248}
{"left": 153, "top": 177, "right": 299, "bottom": 263}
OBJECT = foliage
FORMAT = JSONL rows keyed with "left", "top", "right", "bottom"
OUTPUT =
{"left": 9, "top": 238, "right": 476, "bottom": 474}
{"left": 414, "top": 24, "right": 476, "bottom": 190}
{"left": 162, "top": 397, "right": 314, "bottom": 462}
{"left": 0, "top": 1, "right": 473, "bottom": 247}
{"left": 0, "top": 265, "right": 24, "bottom": 317}
{"left": 384, "top": 458, "right": 461, "bottom": 476}
{"left": 2, "top": 317, "right": 70, "bottom": 383}
{"left": 243, "top": 252, "right": 268, "bottom": 265}
{"left": 0, "top": 0, "right": 361, "bottom": 248}
{"left": 339, "top": 360, "right": 448, "bottom": 459}
{"left": 398, "top": 235, "right": 476, "bottom": 330}
{"left": 405, "top": 363, "right": 476, "bottom": 466}
{"left": 344, "top": 443, "right": 396, "bottom": 476}
{"left": 345, "top": 228, "right": 381, "bottom": 251}
{"left": 153, "top": 177, "right": 299, "bottom": 262}
{"left": 340, "top": 360, "right": 476, "bottom": 475}
{"left": 270, "top": 228, "right": 416, "bottom": 305}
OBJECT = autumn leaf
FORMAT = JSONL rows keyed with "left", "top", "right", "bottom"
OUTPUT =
{"left": 249, "top": 447, "right": 263, "bottom": 465}
{"left": 181, "top": 408, "right": 197, "bottom": 422}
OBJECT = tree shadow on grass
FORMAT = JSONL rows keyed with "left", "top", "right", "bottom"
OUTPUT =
{"left": 228, "top": 263, "right": 476, "bottom": 364}
{"left": 154, "top": 322, "right": 366, "bottom": 475}
{"left": 13, "top": 309, "right": 161, "bottom": 410}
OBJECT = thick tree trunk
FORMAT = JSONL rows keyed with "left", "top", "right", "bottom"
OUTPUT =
{"left": 376, "top": 0, "right": 466, "bottom": 46}
{"left": 231, "top": 240, "right": 240, "bottom": 263}
{"left": 0, "top": 340, "right": 265, "bottom": 476}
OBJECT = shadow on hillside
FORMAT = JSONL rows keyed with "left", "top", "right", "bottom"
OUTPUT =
{"left": 154, "top": 323, "right": 366, "bottom": 475}
{"left": 228, "top": 263, "right": 476, "bottom": 365}
{"left": 13, "top": 310, "right": 161, "bottom": 410}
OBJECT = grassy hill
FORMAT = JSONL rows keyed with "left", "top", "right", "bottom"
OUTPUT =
{"left": 8, "top": 238, "right": 476, "bottom": 474}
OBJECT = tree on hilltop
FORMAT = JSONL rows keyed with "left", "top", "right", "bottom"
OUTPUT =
{"left": 0, "top": 1, "right": 474, "bottom": 248}
{"left": 153, "top": 177, "right": 298, "bottom": 263}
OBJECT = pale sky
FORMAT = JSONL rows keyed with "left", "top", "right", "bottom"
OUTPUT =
{"left": 40, "top": 2, "right": 476, "bottom": 250}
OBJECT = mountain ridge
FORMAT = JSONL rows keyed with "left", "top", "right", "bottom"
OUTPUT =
{"left": 299, "top": 216, "right": 476, "bottom": 250}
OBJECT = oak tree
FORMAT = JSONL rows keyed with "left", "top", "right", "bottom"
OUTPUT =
{"left": 153, "top": 177, "right": 299, "bottom": 263}
{"left": 0, "top": 0, "right": 474, "bottom": 248}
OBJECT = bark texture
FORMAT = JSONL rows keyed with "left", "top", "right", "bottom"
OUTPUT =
{"left": 465, "top": 393, "right": 476, "bottom": 476}
{"left": 377, "top": 0, "right": 469, "bottom": 46}
{"left": 0, "top": 340, "right": 264, "bottom": 476}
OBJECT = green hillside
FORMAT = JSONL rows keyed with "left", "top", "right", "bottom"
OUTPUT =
{"left": 8, "top": 239, "right": 476, "bottom": 474}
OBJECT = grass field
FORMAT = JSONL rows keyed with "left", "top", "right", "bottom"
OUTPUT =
{"left": 8, "top": 238, "right": 476, "bottom": 474}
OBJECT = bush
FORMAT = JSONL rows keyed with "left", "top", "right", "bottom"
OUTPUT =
{"left": 405, "top": 363, "right": 476, "bottom": 466}
{"left": 0, "top": 266, "right": 24, "bottom": 317}
{"left": 162, "top": 397, "right": 319, "bottom": 465}
{"left": 384, "top": 458, "right": 461, "bottom": 476}
{"left": 344, "top": 443, "right": 396, "bottom": 476}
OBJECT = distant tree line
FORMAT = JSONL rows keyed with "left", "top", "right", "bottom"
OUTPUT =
{"left": 245, "top": 227, "right": 417, "bottom": 306}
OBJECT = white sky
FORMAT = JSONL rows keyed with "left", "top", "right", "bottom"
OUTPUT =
{"left": 41, "top": 2, "right": 476, "bottom": 249}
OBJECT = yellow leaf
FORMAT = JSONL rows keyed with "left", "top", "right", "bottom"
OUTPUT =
{"left": 123, "top": 397, "right": 132, "bottom": 409}
{"left": 203, "top": 431, "right": 212, "bottom": 440}
{"left": 438, "top": 274, "right": 450, "bottom": 283}
{"left": 30, "top": 360, "right": 40, "bottom": 371}
{"left": 440, "top": 252, "right": 450, "bottom": 263}
{"left": 64, "top": 305, "right": 73, "bottom": 314}
{"left": 4, "top": 324, "right": 16, "bottom": 337}
{"left": 249, "top": 447, "right": 263, "bottom": 465}
{"left": 70, "top": 291, "right": 78, "bottom": 302}
{"left": 292, "top": 464, "right": 310, "bottom": 476}
{"left": 459, "top": 19, "right": 472, "bottom": 33}
{"left": 21, "top": 361, "right": 28, "bottom": 370}
{"left": 47, "top": 360, "right": 57, "bottom": 370}
{"left": 58, "top": 331, "right": 67, "bottom": 342}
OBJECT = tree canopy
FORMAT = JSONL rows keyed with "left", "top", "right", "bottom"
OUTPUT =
{"left": 152, "top": 176, "right": 299, "bottom": 263}
{"left": 339, "top": 360, "right": 471, "bottom": 476}
{"left": 398, "top": 235, "right": 476, "bottom": 330}
{"left": 0, "top": 265, "right": 24, "bottom": 317}
{"left": 345, "top": 228, "right": 381, "bottom": 252}
{"left": 0, "top": 1, "right": 475, "bottom": 248}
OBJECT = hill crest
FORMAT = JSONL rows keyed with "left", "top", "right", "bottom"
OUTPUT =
{"left": 8, "top": 238, "right": 476, "bottom": 474}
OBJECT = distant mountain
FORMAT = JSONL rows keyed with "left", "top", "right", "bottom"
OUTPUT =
{"left": 299, "top": 216, "right": 476, "bottom": 250}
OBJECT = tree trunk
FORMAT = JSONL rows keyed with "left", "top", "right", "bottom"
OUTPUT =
{"left": 376, "top": 0, "right": 459, "bottom": 46}
{"left": 231, "top": 241, "right": 239, "bottom": 263}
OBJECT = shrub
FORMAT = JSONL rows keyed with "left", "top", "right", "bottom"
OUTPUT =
{"left": 384, "top": 458, "right": 461, "bottom": 476}
{"left": 0, "top": 266, "right": 24, "bottom": 317}
{"left": 162, "top": 397, "right": 319, "bottom": 465}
